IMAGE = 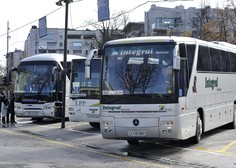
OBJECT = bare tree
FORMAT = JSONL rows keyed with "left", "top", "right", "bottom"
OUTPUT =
{"left": 0, "top": 65, "right": 6, "bottom": 76}
{"left": 0, "top": 64, "right": 7, "bottom": 86}
{"left": 189, "top": 3, "right": 219, "bottom": 41}
{"left": 116, "top": 59, "right": 157, "bottom": 94}
{"left": 188, "top": 0, "right": 236, "bottom": 43}
{"left": 223, "top": 0, "right": 236, "bottom": 44}
{"left": 86, "top": 10, "right": 129, "bottom": 49}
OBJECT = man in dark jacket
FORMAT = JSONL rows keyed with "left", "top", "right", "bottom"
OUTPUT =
{"left": 8, "top": 94, "right": 16, "bottom": 124}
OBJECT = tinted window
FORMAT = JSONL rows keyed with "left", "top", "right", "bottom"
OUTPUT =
{"left": 210, "top": 48, "right": 221, "bottom": 71}
{"left": 197, "top": 46, "right": 211, "bottom": 71}
{"left": 230, "top": 52, "right": 236, "bottom": 72}
{"left": 186, "top": 44, "right": 196, "bottom": 78}
{"left": 221, "top": 50, "right": 230, "bottom": 72}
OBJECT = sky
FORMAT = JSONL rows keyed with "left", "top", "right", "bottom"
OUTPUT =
{"left": 0, "top": 0, "right": 228, "bottom": 65}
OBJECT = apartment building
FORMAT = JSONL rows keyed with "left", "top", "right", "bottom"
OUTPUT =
{"left": 24, "top": 26, "right": 98, "bottom": 57}
{"left": 144, "top": 4, "right": 198, "bottom": 37}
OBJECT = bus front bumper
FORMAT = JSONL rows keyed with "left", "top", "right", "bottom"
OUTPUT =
{"left": 100, "top": 116, "right": 181, "bottom": 140}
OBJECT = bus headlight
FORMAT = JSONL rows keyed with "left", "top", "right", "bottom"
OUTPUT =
{"left": 68, "top": 107, "right": 74, "bottom": 111}
{"left": 161, "top": 121, "right": 174, "bottom": 135}
{"left": 15, "top": 106, "right": 22, "bottom": 110}
{"left": 44, "top": 106, "right": 54, "bottom": 110}
{"left": 103, "top": 121, "right": 113, "bottom": 128}
{"left": 160, "top": 121, "right": 174, "bottom": 126}
{"left": 101, "top": 118, "right": 115, "bottom": 136}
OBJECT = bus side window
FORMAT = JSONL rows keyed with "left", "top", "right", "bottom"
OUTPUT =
{"left": 197, "top": 46, "right": 211, "bottom": 71}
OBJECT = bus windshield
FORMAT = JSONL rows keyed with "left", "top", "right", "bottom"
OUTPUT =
{"left": 70, "top": 59, "right": 100, "bottom": 99}
{"left": 15, "top": 61, "right": 57, "bottom": 103}
{"left": 102, "top": 43, "right": 175, "bottom": 96}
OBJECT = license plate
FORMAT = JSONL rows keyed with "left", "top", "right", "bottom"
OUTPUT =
{"left": 128, "top": 130, "right": 146, "bottom": 137}
{"left": 28, "top": 111, "right": 38, "bottom": 116}
{"left": 87, "top": 114, "right": 100, "bottom": 118}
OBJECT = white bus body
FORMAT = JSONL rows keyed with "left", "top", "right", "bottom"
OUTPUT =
{"left": 14, "top": 53, "right": 84, "bottom": 121}
{"left": 100, "top": 36, "right": 236, "bottom": 144}
{"left": 68, "top": 50, "right": 101, "bottom": 128}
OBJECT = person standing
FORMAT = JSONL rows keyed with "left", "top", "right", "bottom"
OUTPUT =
{"left": 8, "top": 94, "right": 16, "bottom": 124}
{"left": 0, "top": 92, "right": 2, "bottom": 123}
{"left": 1, "top": 94, "right": 9, "bottom": 127}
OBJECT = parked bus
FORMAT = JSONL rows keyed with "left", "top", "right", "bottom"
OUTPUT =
{"left": 68, "top": 49, "right": 101, "bottom": 128}
{"left": 14, "top": 53, "right": 83, "bottom": 121}
{"left": 99, "top": 36, "right": 236, "bottom": 145}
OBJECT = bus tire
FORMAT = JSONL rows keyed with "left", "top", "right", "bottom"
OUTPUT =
{"left": 89, "top": 122, "right": 100, "bottom": 129}
{"left": 192, "top": 112, "right": 203, "bottom": 144}
{"left": 127, "top": 140, "right": 139, "bottom": 145}
{"left": 226, "top": 116, "right": 235, "bottom": 129}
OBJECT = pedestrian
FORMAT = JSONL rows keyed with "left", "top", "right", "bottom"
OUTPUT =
{"left": 1, "top": 94, "right": 9, "bottom": 127}
{"left": 8, "top": 94, "right": 16, "bottom": 124}
{"left": 0, "top": 92, "right": 2, "bottom": 123}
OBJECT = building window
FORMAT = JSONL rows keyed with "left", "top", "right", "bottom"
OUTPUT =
{"left": 73, "top": 50, "right": 82, "bottom": 54}
{"left": 58, "top": 49, "right": 64, "bottom": 54}
{"left": 59, "top": 43, "right": 63, "bottom": 47}
{"left": 68, "top": 34, "right": 81, "bottom": 39}
{"left": 48, "top": 50, "right": 56, "bottom": 53}
{"left": 155, "top": 18, "right": 176, "bottom": 28}
{"left": 60, "top": 35, "right": 63, "bottom": 40}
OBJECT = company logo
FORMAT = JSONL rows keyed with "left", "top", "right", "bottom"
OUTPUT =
{"left": 102, "top": 106, "right": 121, "bottom": 111}
{"left": 159, "top": 105, "right": 165, "bottom": 110}
{"left": 133, "top": 119, "right": 139, "bottom": 126}
{"left": 89, "top": 108, "right": 98, "bottom": 113}
{"left": 205, "top": 77, "right": 218, "bottom": 90}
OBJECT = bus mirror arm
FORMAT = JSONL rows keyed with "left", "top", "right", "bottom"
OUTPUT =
{"left": 85, "top": 49, "right": 99, "bottom": 79}
{"left": 11, "top": 67, "right": 18, "bottom": 71}
{"left": 87, "top": 49, "right": 98, "bottom": 60}
{"left": 52, "top": 67, "right": 58, "bottom": 73}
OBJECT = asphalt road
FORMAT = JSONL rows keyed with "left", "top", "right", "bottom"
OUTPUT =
{"left": 0, "top": 118, "right": 236, "bottom": 168}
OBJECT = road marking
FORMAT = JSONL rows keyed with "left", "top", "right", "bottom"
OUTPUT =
{"left": 0, "top": 129, "right": 169, "bottom": 168}
{"left": 195, "top": 141, "right": 236, "bottom": 155}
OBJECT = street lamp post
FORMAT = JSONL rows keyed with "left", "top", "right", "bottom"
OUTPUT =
{"left": 56, "top": 0, "right": 73, "bottom": 128}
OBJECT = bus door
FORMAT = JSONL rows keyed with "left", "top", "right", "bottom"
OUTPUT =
{"left": 179, "top": 43, "right": 196, "bottom": 97}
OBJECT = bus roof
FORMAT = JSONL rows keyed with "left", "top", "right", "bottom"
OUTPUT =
{"left": 104, "top": 36, "right": 236, "bottom": 51}
{"left": 104, "top": 36, "right": 196, "bottom": 45}
{"left": 20, "top": 53, "right": 85, "bottom": 63}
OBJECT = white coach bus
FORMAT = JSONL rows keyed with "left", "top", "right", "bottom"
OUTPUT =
{"left": 68, "top": 49, "right": 101, "bottom": 128}
{"left": 100, "top": 36, "right": 236, "bottom": 145}
{"left": 14, "top": 53, "right": 83, "bottom": 121}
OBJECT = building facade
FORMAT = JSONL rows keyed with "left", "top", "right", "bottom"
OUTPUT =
{"left": 144, "top": 4, "right": 197, "bottom": 37}
{"left": 144, "top": 4, "right": 236, "bottom": 43}
{"left": 24, "top": 26, "right": 98, "bottom": 57}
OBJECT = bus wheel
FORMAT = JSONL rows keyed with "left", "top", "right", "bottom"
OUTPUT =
{"left": 226, "top": 117, "right": 236, "bottom": 129}
{"left": 89, "top": 122, "right": 100, "bottom": 129}
{"left": 193, "top": 113, "right": 203, "bottom": 144}
{"left": 127, "top": 140, "right": 139, "bottom": 145}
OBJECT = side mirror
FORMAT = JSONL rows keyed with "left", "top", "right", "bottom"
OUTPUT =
{"left": 85, "top": 60, "right": 91, "bottom": 79}
{"left": 52, "top": 66, "right": 58, "bottom": 82}
{"left": 173, "top": 46, "right": 180, "bottom": 70}
{"left": 173, "top": 56, "right": 180, "bottom": 70}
